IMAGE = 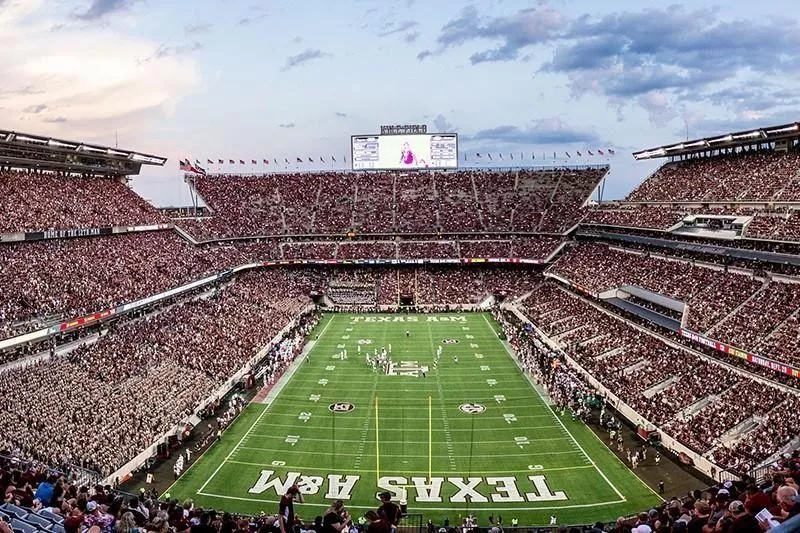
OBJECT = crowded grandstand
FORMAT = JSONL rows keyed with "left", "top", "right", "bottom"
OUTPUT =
{"left": 1, "top": 122, "right": 799, "bottom": 533}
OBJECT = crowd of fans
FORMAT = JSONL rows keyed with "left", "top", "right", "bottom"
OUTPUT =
{"left": 580, "top": 205, "right": 800, "bottom": 246}
{"left": 0, "top": 228, "right": 568, "bottom": 342}
{"left": 176, "top": 168, "right": 605, "bottom": 240}
{"left": 0, "top": 171, "right": 164, "bottom": 233}
{"left": 626, "top": 150, "right": 800, "bottom": 203}
{"left": 2, "top": 450, "right": 799, "bottom": 533}
{"left": 745, "top": 211, "right": 800, "bottom": 243}
{"left": 0, "top": 231, "right": 240, "bottom": 340}
{"left": 549, "top": 243, "right": 800, "bottom": 368}
{"left": 582, "top": 207, "right": 687, "bottom": 231}
{"left": 277, "top": 239, "right": 563, "bottom": 261}
{"left": 518, "top": 282, "right": 799, "bottom": 474}
{"left": 320, "top": 266, "right": 541, "bottom": 307}
{"left": 0, "top": 270, "right": 313, "bottom": 476}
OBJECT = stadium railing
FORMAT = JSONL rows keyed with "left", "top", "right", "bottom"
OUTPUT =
{"left": 0, "top": 453, "right": 102, "bottom": 489}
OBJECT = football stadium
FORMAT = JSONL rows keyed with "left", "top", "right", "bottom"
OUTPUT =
{"left": 2, "top": 2, "right": 800, "bottom": 533}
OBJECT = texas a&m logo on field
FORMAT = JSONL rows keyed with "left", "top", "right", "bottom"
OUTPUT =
{"left": 328, "top": 402, "right": 355, "bottom": 413}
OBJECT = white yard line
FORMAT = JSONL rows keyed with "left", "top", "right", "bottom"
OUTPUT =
{"left": 196, "top": 404, "right": 271, "bottom": 493}
{"left": 226, "top": 459, "right": 595, "bottom": 475}
{"left": 196, "top": 491, "right": 625, "bottom": 511}
{"left": 252, "top": 412, "right": 555, "bottom": 420}
{"left": 582, "top": 420, "right": 666, "bottom": 501}
{"left": 242, "top": 422, "right": 564, "bottom": 433}
{"left": 247, "top": 434, "right": 567, "bottom": 445}
{"left": 237, "top": 446, "right": 578, "bottom": 459}
{"left": 195, "top": 315, "right": 337, "bottom": 494}
{"left": 482, "top": 313, "right": 628, "bottom": 502}
{"left": 429, "top": 321, "right": 458, "bottom": 472}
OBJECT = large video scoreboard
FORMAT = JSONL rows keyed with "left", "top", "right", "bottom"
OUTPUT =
{"left": 351, "top": 133, "right": 458, "bottom": 170}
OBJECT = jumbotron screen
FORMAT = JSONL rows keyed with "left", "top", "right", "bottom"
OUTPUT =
{"left": 351, "top": 133, "right": 458, "bottom": 170}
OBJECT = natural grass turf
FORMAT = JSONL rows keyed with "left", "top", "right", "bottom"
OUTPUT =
{"left": 165, "top": 312, "right": 661, "bottom": 526}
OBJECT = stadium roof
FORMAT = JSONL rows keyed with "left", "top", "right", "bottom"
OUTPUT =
{"left": 0, "top": 128, "right": 166, "bottom": 176}
{"left": 632, "top": 122, "right": 800, "bottom": 160}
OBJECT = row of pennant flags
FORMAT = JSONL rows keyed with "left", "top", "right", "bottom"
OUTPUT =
{"left": 178, "top": 149, "right": 617, "bottom": 174}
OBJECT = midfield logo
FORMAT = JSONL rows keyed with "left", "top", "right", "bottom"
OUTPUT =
{"left": 386, "top": 360, "right": 429, "bottom": 377}
{"left": 459, "top": 403, "right": 486, "bottom": 414}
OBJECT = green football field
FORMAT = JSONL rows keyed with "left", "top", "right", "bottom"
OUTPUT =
{"left": 166, "top": 312, "right": 661, "bottom": 526}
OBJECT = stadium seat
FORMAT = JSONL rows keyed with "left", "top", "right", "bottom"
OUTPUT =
{"left": 10, "top": 518, "right": 39, "bottom": 533}
{"left": 36, "top": 510, "right": 62, "bottom": 524}
{"left": 22, "top": 514, "right": 52, "bottom": 529}
{"left": 1, "top": 504, "right": 29, "bottom": 520}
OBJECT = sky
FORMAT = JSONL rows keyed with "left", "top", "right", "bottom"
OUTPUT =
{"left": 1, "top": 0, "right": 799, "bottom": 206}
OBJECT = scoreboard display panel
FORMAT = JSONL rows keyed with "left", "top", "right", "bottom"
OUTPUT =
{"left": 351, "top": 133, "right": 458, "bottom": 170}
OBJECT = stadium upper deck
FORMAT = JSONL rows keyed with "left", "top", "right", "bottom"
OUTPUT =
{"left": 177, "top": 167, "right": 606, "bottom": 239}
{"left": 582, "top": 122, "right": 800, "bottom": 244}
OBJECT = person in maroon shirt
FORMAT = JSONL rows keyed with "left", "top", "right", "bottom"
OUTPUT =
{"left": 279, "top": 485, "right": 304, "bottom": 533}
{"left": 743, "top": 485, "right": 771, "bottom": 515}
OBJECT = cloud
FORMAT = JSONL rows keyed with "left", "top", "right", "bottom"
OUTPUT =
{"left": 467, "top": 118, "right": 599, "bottom": 145}
{"left": 278, "top": 123, "right": 295, "bottom": 128}
{"left": 0, "top": 85, "right": 44, "bottom": 100}
{"left": 335, "top": 112, "right": 347, "bottom": 118}
{"left": 153, "top": 42, "right": 203, "bottom": 59}
{"left": 704, "top": 84, "right": 800, "bottom": 113}
{"left": 238, "top": 13, "right": 268, "bottom": 25}
{"left": 433, "top": 114, "right": 456, "bottom": 132}
{"left": 185, "top": 23, "right": 212, "bottom": 35}
{"left": 681, "top": 110, "right": 800, "bottom": 140}
{"left": 420, "top": 4, "right": 567, "bottom": 63}
{"left": 541, "top": 6, "right": 800, "bottom": 118}
{"left": 281, "top": 49, "right": 327, "bottom": 71}
{"left": 403, "top": 31, "right": 420, "bottom": 43}
{"left": 74, "top": 0, "right": 139, "bottom": 20}
{"left": 0, "top": 1, "right": 198, "bottom": 138}
{"left": 377, "top": 19, "right": 418, "bottom": 38}
{"left": 22, "top": 103, "right": 47, "bottom": 114}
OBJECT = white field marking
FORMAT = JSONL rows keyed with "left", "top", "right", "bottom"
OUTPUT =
{"left": 195, "top": 315, "right": 338, "bottom": 494}
{"left": 196, "top": 404, "right": 271, "bottom": 493}
{"left": 226, "top": 459, "right": 595, "bottom": 475}
{"left": 581, "top": 415, "right": 666, "bottom": 502}
{"left": 237, "top": 446, "right": 580, "bottom": 459}
{"left": 482, "top": 313, "right": 627, "bottom": 502}
{"left": 243, "top": 422, "right": 566, "bottom": 433}
{"left": 429, "top": 321, "right": 457, "bottom": 471}
{"left": 196, "top": 490, "right": 625, "bottom": 512}
{"left": 245, "top": 434, "right": 566, "bottom": 445}
{"left": 353, "top": 371, "right": 379, "bottom": 470}
{"left": 250, "top": 412, "right": 556, "bottom": 421}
